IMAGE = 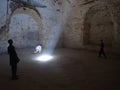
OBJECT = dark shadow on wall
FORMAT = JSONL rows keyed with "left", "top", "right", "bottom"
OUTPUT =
{"left": 83, "top": 5, "right": 114, "bottom": 46}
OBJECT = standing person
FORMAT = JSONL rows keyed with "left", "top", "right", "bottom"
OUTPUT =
{"left": 98, "top": 40, "right": 107, "bottom": 58}
{"left": 8, "top": 39, "right": 20, "bottom": 80}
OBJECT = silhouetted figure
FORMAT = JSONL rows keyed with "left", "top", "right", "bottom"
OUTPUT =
{"left": 7, "top": 39, "right": 20, "bottom": 80}
{"left": 98, "top": 40, "right": 107, "bottom": 58}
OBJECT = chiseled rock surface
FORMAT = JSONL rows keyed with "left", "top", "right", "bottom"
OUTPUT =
{"left": 0, "top": 0, "right": 120, "bottom": 53}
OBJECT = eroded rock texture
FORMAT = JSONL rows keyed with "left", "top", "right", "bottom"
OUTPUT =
{"left": 0, "top": 0, "right": 120, "bottom": 53}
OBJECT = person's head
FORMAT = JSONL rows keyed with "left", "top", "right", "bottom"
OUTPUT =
{"left": 8, "top": 39, "right": 13, "bottom": 45}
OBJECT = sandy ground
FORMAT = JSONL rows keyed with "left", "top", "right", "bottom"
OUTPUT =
{"left": 0, "top": 48, "right": 120, "bottom": 90}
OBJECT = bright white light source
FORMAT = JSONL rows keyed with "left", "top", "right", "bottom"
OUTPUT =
{"left": 34, "top": 45, "right": 42, "bottom": 53}
{"left": 36, "top": 55, "right": 53, "bottom": 62}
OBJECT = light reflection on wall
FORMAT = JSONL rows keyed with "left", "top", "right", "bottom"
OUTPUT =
{"left": 9, "top": 14, "right": 39, "bottom": 47}
{"left": 0, "top": 0, "right": 7, "bottom": 28}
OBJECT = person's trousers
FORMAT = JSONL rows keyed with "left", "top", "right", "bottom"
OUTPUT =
{"left": 99, "top": 50, "right": 106, "bottom": 58}
{"left": 11, "top": 65, "right": 17, "bottom": 79}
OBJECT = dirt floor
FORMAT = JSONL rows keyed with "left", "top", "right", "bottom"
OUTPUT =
{"left": 0, "top": 48, "right": 120, "bottom": 90}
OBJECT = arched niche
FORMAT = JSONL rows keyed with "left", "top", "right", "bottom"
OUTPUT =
{"left": 9, "top": 7, "right": 43, "bottom": 48}
{"left": 83, "top": 5, "right": 114, "bottom": 46}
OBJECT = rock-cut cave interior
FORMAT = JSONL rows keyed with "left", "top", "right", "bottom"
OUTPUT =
{"left": 0, "top": 0, "right": 120, "bottom": 90}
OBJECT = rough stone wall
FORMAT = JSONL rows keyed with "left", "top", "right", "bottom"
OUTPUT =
{"left": 0, "top": 0, "right": 7, "bottom": 28}
{"left": 0, "top": 0, "right": 8, "bottom": 52}
{"left": 84, "top": 3, "right": 114, "bottom": 45}
{"left": 63, "top": 0, "right": 94, "bottom": 48}
{"left": 0, "top": 0, "right": 64, "bottom": 53}
{"left": 9, "top": 13, "right": 39, "bottom": 47}
{"left": 0, "top": 0, "right": 120, "bottom": 53}
{"left": 38, "top": 0, "right": 64, "bottom": 49}
{"left": 110, "top": 1, "right": 120, "bottom": 46}
{"left": 63, "top": 0, "right": 120, "bottom": 50}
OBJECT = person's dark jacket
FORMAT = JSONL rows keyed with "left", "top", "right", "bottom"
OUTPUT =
{"left": 8, "top": 45, "right": 19, "bottom": 66}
